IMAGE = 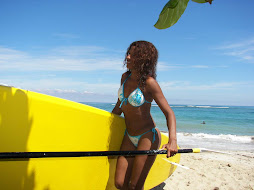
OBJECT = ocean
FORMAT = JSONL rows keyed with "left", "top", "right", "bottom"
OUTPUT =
{"left": 81, "top": 102, "right": 254, "bottom": 152}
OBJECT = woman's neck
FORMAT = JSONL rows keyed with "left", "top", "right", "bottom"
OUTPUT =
{"left": 130, "top": 70, "right": 141, "bottom": 82}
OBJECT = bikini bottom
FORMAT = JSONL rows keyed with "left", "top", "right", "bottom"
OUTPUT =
{"left": 124, "top": 127, "right": 157, "bottom": 147}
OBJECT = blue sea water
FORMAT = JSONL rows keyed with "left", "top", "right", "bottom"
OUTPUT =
{"left": 81, "top": 102, "right": 254, "bottom": 151}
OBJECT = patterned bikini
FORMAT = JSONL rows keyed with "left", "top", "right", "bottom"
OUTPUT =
{"left": 118, "top": 73, "right": 157, "bottom": 147}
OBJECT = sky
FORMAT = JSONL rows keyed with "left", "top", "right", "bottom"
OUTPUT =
{"left": 0, "top": 0, "right": 254, "bottom": 106}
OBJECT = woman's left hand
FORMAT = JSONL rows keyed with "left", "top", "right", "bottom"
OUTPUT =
{"left": 161, "top": 138, "right": 178, "bottom": 158}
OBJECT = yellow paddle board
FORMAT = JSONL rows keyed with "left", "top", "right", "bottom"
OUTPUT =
{"left": 0, "top": 85, "right": 180, "bottom": 190}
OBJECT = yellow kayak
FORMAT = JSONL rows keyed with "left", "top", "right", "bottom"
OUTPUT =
{"left": 0, "top": 85, "right": 180, "bottom": 190}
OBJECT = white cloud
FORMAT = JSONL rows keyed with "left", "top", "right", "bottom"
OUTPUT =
{"left": 157, "top": 62, "right": 183, "bottom": 71}
{"left": 157, "top": 62, "right": 224, "bottom": 70}
{"left": 217, "top": 39, "right": 254, "bottom": 50}
{"left": 191, "top": 65, "right": 209, "bottom": 69}
{"left": 50, "top": 46, "right": 106, "bottom": 56}
{"left": 0, "top": 47, "right": 29, "bottom": 62}
{"left": 159, "top": 81, "right": 254, "bottom": 91}
{"left": 0, "top": 77, "right": 120, "bottom": 95}
{"left": 30, "top": 88, "right": 117, "bottom": 103}
{"left": 2, "top": 77, "right": 253, "bottom": 105}
{"left": 0, "top": 46, "right": 217, "bottom": 72}
{"left": 215, "top": 38, "right": 254, "bottom": 63}
{"left": 0, "top": 46, "right": 125, "bottom": 71}
{"left": 53, "top": 33, "right": 80, "bottom": 39}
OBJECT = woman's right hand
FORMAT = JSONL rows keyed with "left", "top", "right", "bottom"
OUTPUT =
{"left": 161, "top": 138, "right": 178, "bottom": 158}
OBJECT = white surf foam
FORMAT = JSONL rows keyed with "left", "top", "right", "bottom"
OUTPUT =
{"left": 212, "top": 107, "right": 229, "bottom": 109}
{"left": 178, "top": 132, "right": 253, "bottom": 143}
{"left": 185, "top": 105, "right": 229, "bottom": 109}
{"left": 196, "top": 106, "right": 212, "bottom": 108}
{"left": 161, "top": 132, "right": 254, "bottom": 151}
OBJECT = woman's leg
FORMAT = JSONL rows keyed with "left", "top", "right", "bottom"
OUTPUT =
{"left": 115, "top": 133, "right": 136, "bottom": 189}
{"left": 129, "top": 129, "right": 161, "bottom": 190}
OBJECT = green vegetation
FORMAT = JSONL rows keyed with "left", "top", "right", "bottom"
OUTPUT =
{"left": 154, "top": 0, "right": 213, "bottom": 29}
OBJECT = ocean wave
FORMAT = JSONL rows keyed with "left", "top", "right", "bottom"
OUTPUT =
{"left": 151, "top": 104, "right": 229, "bottom": 109}
{"left": 195, "top": 106, "right": 229, "bottom": 109}
{"left": 196, "top": 106, "right": 212, "bottom": 108}
{"left": 182, "top": 105, "right": 229, "bottom": 109}
{"left": 212, "top": 107, "right": 230, "bottom": 109}
{"left": 177, "top": 132, "right": 253, "bottom": 143}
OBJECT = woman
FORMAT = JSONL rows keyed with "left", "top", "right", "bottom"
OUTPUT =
{"left": 112, "top": 41, "right": 177, "bottom": 190}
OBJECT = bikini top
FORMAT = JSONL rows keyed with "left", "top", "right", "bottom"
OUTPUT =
{"left": 118, "top": 73, "right": 152, "bottom": 108}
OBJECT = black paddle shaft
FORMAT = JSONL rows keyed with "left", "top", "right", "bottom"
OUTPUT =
{"left": 0, "top": 149, "right": 194, "bottom": 159}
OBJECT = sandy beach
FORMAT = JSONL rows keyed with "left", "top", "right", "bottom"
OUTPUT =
{"left": 153, "top": 151, "right": 254, "bottom": 190}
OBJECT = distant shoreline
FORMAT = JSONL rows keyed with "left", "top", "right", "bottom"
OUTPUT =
{"left": 80, "top": 102, "right": 254, "bottom": 107}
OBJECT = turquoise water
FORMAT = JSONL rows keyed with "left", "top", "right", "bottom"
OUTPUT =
{"left": 153, "top": 105, "right": 254, "bottom": 136}
{"left": 81, "top": 102, "right": 254, "bottom": 151}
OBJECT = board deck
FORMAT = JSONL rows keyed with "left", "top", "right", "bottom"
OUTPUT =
{"left": 0, "top": 85, "right": 180, "bottom": 190}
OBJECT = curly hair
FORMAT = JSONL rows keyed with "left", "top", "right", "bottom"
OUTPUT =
{"left": 124, "top": 41, "right": 158, "bottom": 89}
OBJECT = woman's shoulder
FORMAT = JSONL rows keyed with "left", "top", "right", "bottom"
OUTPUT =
{"left": 146, "top": 76, "right": 157, "bottom": 85}
{"left": 121, "top": 71, "right": 131, "bottom": 83}
{"left": 122, "top": 71, "right": 130, "bottom": 78}
{"left": 145, "top": 77, "right": 159, "bottom": 91}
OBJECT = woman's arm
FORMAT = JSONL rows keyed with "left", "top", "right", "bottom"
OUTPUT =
{"left": 112, "top": 99, "right": 122, "bottom": 115}
{"left": 111, "top": 72, "right": 129, "bottom": 115}
{"left": 146, "top": 77, "right": 177, "bottom": 158}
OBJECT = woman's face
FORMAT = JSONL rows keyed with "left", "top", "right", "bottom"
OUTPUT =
{"left": 126, "top": 46, "right": 135, "bottom": 70}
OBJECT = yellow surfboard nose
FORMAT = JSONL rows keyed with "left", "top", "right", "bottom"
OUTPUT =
{"left": 0, "top": 85, "right": 180, "bottom": 190}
